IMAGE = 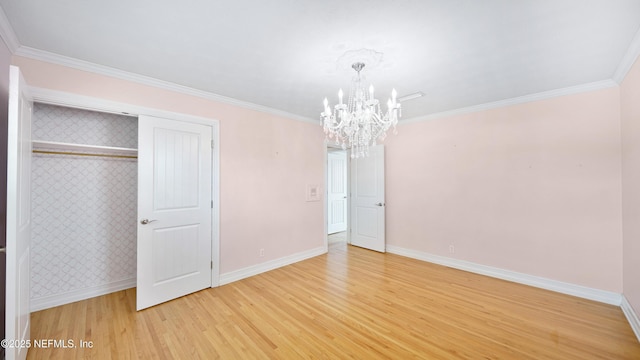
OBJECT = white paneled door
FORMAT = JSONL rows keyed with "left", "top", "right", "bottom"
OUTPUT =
{"left": 327, "top": 150, "right": 347, "bottom": 234}
{"left": 350, "top": 145, "right": 385, "bottom": 253}
{"left": 6, "top": 66, "right": 32, "bottom": 360}
{"left": 137, "top": 115, "right": 212, "bottom": 310}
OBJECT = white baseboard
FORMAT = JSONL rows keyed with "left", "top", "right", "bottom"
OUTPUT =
{"left": 386, "top": 245, "right": 622, "bottom": 306}
{"left": 30, "top": 278, "right": 136, "bottom": 312}
{"left": 30, "top": 246, "right": 327, "bottom": 311}
{"left": 219, "top": 246, "right": 326, "bottom": 285}
{"left": 622, "top": 295, "right": 640, "bottom": 342}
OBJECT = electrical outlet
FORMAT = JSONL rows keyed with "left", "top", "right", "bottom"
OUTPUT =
{"left": 259, "top": 248, "right": 265, "bottom": 257}
{"left": 449, "top": 245, "right": 455, "bottom": 254}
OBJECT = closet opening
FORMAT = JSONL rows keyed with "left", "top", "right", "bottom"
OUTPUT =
{"left": 30, "top": 103, "right": 138, "bottom": 311}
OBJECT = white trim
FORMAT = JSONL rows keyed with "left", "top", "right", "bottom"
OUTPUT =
{"left": 30, "top": 278, "right": 136, "bottom": 312}
{"left": 15, "top": 46, "right": 318, "bottom": 124}
{"left": 0, "top": 6, "right": 19, "bottom": 53}
{"left": 219, "top": 246, "right": 326, "bottom": 285}
{"left": 613, "top": 25, "right": 640, "bottom": 84}
{"left": 30, "top": 86, "right": 151, "bottom": 117}
{"left": 14, "top": 43, "right": 631, "bottom": 127}
{"left": 622, "top": 295, "right": 640, "bottom": 342}
{"left": 323, "top": 145, "right": 329, "bottom": 252}
{"left": 211, "top": 121, "right": 221, "bottom": 287}
{"left": 5, "top": 21, "right": 637, "bottom": 125}
{"left": 30, "top": 86, "right": 214, "bottom": 126}
{"left": 386, "top": 245, "right": 622, "bottom": 306}
{"left": 399, "top": 79, "right": 619, "bottom": 125}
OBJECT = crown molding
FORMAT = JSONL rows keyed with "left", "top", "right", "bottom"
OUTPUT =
{"left": 400, "top": 79, "right": 618, "bottom": 125}
{"left": 613, "top": 25, "right": 640, "bottom": 84}
{"left": 14, "top": 46, "right": 319, "bottom": 125}
{"left": 0, "top": 6, "right": 20, "bottom": 53}
{"left": 9, "top": 24, "right": 634, "bottom": 126}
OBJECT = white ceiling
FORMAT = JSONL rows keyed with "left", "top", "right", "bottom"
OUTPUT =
{"left": 1, "top": 0, "right": 640, "bottom": 122}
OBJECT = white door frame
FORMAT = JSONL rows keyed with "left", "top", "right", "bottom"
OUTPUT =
{"left": 6, "top": 65, "right": 33, "bottom": 360}
{"left": 324, "top": 143, "right": 351, "bottom": 250}
{"left": 25, "top": 87, "right": 221, "bottom": 287}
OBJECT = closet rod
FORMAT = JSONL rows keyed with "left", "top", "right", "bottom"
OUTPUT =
{"left": 32, "top": 149, "right": 138, "bottom": 159}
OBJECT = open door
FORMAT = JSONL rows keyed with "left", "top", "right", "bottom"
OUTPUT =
{"left": 6, "top": 66, "right": 32, "bottom": 360}
{"left": 327, "top": 150, "right": 347, "bottom": 234}
{"left": 136, "top": 115, "right": 212, "bottom": 310}
{"left": 350, "top": 145, "right": 385, "bottom": 252}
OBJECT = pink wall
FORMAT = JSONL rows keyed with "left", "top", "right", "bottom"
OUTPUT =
{"left": 385, "top": 88, "right": 623, "bottom": 292}
{"left": 10, "top": 54, "right": 634, "bottom": 299}
{"left": 622, "top": 56, "right": 640, "bottom": 317}
{"left": 11, "top": 56, "right": 326, "bottom": 274}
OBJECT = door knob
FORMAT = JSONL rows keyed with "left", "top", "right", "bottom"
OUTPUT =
{"left": 0, "top": 247, "right": 5, "bottom": 253}
{"left": 140, "top": 219, "right": 157, "bottom": 225}
{"left": 375, "top": 202, "right": 384, "bottom": 207}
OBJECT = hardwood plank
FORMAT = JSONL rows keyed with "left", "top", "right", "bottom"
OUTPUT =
{"left": 28, "top": 243, "right": 640, "bottom": 359}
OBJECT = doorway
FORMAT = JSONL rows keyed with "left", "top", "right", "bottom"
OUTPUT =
{"left": 325, "top": 143, "right": 387, "bottom": 253}
{"left": 327, "top": 147, "right": 348, "bottom": 248}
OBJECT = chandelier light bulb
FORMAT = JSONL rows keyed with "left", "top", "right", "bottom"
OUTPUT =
{"left": 369, "top": 85, "right": 374, "bottom": 99}
{"left": 323, "top": 98, "right": 330, "bottom": 117}
{"left": 338, "top": 89, "right": 344, "bottom": 105}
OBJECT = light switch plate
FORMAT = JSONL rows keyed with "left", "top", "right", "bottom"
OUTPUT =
{"left": 306, "top": 184, "right": 321, "bottom": 202}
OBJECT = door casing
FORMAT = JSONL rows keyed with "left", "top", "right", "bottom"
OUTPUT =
{"left": 6, "top": 65, "right": 33, "bottom": 360}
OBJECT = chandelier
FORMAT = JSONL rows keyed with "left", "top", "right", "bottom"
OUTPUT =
{"left": 321, "top": 62, "right": 401, "bottom": 158}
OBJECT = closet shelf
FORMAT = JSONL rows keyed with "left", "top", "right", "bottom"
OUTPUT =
{"left": 32, "top": 140, "right": 138, "bottom": 158}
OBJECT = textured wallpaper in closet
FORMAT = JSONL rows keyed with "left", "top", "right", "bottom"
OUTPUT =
{"left": 31, "top": 103, "right": 138, "bottom": 301}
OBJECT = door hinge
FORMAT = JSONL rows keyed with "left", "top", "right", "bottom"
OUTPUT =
{"left": 211, "top": 261, "right": 213, "bottom": 269}
{"left": 211, "top": 200, "right": 213, "bottom": 208}
{"left": 211, "top": 139, "right": 214, "bottom": 148}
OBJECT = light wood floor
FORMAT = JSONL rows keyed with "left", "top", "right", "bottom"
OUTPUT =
{"left": 28, "top": 242, "right": 640, "bottom": 359}
{"left": 328, "top": 231, "right": 347, "bottom": 244}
